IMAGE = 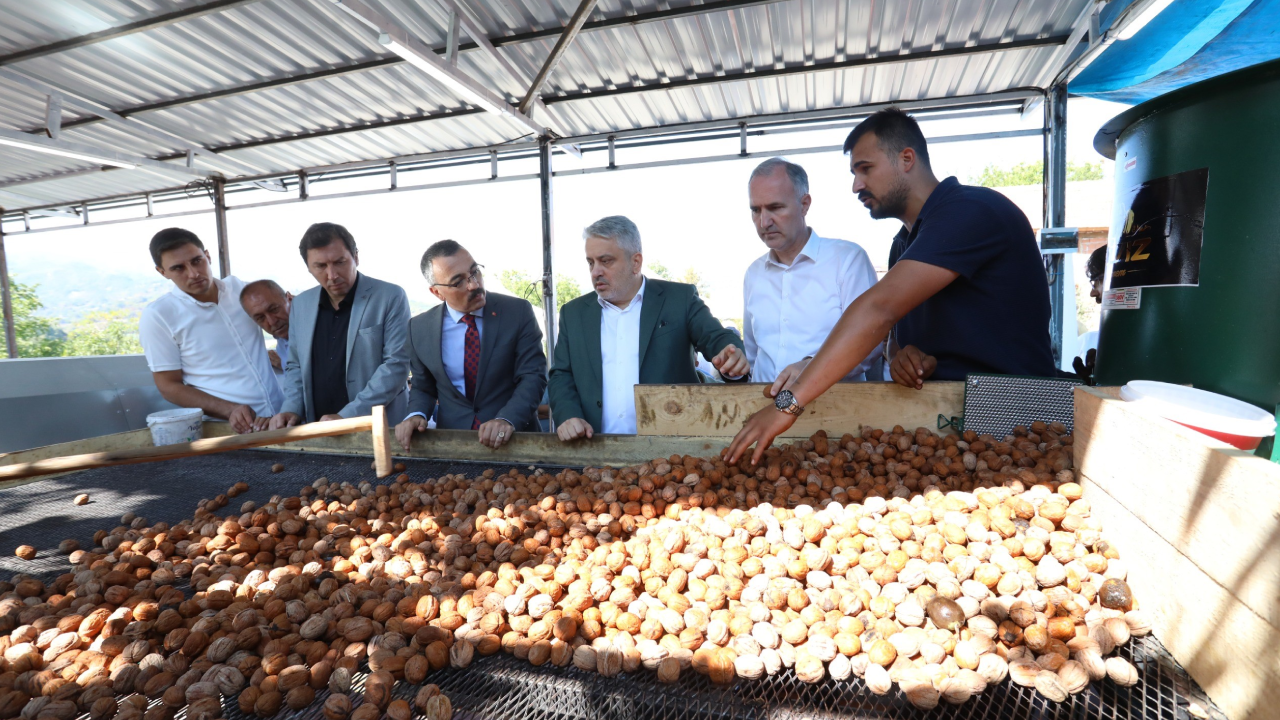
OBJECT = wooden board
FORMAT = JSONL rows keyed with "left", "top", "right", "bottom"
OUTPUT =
{"left": 245, "top": 428, "right": 734, "bottom": 467}
{"left": 1075, "top": 386, "right": 1280, "bottom": 627}
{"left": 634, "top": 381, "right": 965, "bottom": 438}
{"left": 1074, "top": 386, "right": 1280, "bottom": 720}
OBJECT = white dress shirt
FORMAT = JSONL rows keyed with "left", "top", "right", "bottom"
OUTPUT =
{"left": 743, "top": 230, "right": 880, "bottom": 383}
{"left": 600, "top": 278, "right": 645, "bottom": 434}
{"left": 405, "top": 303, "right": 485, "bottom": 424}
{"left": 139, "top": 276, "right": 283, "bottom": 417}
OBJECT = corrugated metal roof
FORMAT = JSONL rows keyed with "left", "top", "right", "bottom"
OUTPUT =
{"left": 0, "top": 0, "right": 1090, "bottom": 213}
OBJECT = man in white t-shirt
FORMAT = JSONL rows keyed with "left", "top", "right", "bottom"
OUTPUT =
{"left": 742, "top": 158, "right": 881, "bottom": 395}
{"left": 138, "top": 228, "right": 283, "bottom": 433}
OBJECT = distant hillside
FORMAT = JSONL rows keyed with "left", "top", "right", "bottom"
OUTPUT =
{"left": 13, "top": 262, "right": 168, "bottom": 324}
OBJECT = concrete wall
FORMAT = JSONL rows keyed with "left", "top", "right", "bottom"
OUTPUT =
{"left": 0, "top": 355, "right": 174, "bottom": 453}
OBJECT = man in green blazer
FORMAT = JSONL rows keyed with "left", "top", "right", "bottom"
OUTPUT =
{"left": 549, "top": 216, "right": 750, "bottom": 440}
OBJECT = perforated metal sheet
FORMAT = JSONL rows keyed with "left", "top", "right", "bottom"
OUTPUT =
{"left": 0, "top": 449, "right": 1228, "bottom": 720}
{"left": 962, "top": 374, "right": 1082, "bottom": 438}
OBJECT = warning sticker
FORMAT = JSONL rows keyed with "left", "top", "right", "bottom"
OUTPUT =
{"left": 1103, "top": 287, "right": 1141, "bottom": 310}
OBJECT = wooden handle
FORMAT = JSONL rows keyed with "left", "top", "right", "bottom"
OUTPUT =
{"left": 0, "top": 415, "right": 375, "bottom": 482}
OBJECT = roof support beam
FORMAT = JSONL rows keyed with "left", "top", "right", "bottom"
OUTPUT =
{"left": 46, "top": 0, "right": 783, "bottom": 135}
{"left": 1, "top": 69, "right": 260, "bottom": 176}
{"left": 1020, "top": 0, "right": 1098, "bottom": 119}
{"left": 0, "top": 128, "right": 212, "bottom": 181}
{"left": 519, "top": 0, "right": 599, "bottom": 116}
{"left": 130, "top": 39, "right": 1061, "bottom": 161}
{"left": 331, "top": 0, "right": 545, "bottom": 136}
{"left": 0, "top": 0, "right": 261, "bottom": 68}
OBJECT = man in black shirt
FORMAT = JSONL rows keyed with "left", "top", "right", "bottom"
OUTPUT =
{"left": 270, "top": 223, "right": 410, "bottom": 427}
{"left": 310, "top": 274, "right": 357, "bottom": 418}
{"left": 727, "top": 107, "right": 1054, "bottom": 464}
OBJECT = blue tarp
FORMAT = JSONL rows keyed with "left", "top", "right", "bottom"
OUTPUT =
{"left": 1070, "top": 0, "right": 1280, "bottom": 104}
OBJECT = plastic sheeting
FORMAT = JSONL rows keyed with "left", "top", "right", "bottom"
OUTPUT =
{"left": 1070, "top": 0, "right": 1280, "bottom": 104}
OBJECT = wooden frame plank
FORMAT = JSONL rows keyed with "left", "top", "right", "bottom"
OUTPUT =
{"left": 634, "top": 381, "right": 966, "bottom": 437}
{"left": 1075, "top": 386, "right": 1280, "bottom": 720}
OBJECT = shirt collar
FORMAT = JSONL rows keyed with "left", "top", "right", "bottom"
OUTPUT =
{"left": 765, "top": 229, "right": 822, "bottom": 269}
{"left": 170, "top": 276, "right": 225, "bottom": 307}
{"left": 445, "top": 302, "right": 484, "bottom": 324}
{"left": 898, "top": 177, "right": 961, "bottom": 245}
{"left": 598, "top": 276, "right": 645, "bottom": 312}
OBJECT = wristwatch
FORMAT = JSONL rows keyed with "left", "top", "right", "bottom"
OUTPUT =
{"left": 775, "top": 389, "right": 804, "bottom": 416}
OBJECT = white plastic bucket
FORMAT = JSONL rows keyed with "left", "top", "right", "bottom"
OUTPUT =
{"left": 1119, "top": 380, "right": 1276, "bottom": 450}
{"left": 146, "top": 408, "right": 205, "bottom": 446}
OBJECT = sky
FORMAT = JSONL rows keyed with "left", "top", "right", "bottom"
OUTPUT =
{"left": 5, "top": 97, "right": 1129, "bottom": 329}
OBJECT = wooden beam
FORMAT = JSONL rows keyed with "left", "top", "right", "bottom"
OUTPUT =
{"left": 372, "top": 405, "right": 393, "bottom": 478}
{"left": 0, "top": 415, "right": 374, "bottom": 482}
{"left": 1074, "top": 386, "right": 1280, "bottom": 720}
{"left": 634, "top": 382, "right": 966, "bottom": 438}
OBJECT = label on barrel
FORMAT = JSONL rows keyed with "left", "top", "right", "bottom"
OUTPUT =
{"left": 1102, "top": 287, "right": 1141, "bottom": 310}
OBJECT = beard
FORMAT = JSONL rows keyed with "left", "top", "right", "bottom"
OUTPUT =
{"left": 863, "top": 177, "right": 911, "bottom": 220}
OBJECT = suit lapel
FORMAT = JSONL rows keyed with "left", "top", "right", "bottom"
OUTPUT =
{"left": 475, "top": 298, "right": 501, "bottom": 401}
{"left": 637, "top": 280, "right": 666, "bottom": 368}
{"left": 345, "top": 274, "right": 371, "bottom": 368}
{"left": 297, "top": 290, "right": 319, "bottom": 412}
{"left": 423, "top": 305, "right": 445, "bottom": 383}
{"left": 584, "top": 298, "right": 603, "bottom": 390}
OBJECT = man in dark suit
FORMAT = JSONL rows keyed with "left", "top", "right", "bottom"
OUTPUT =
{"left": 395, "top": 240, "right": 547, "bottom": 450}
{"left": 549, "top": 216, "right": 750, "bottom": 441}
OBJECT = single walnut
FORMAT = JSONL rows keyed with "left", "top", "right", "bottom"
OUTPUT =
{"left": 322, "top": 694, "right": 351, "bottom": 720}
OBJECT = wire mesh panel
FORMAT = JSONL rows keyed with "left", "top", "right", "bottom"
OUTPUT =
{"left": 962, "top": 375, "right": 1082, "bottom": 438}
{"left": 0, "top": 449, "right": 1228, "bottom": 720}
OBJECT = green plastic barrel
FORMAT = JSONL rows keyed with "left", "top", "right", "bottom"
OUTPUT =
{"left": 1092, "top": 59, "right": 1280, "bottom": 412}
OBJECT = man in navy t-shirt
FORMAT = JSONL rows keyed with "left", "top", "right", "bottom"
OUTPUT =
{"left": 885, "top": 177, "right": 1055, "bottom": 383}
{"left": 725, "top": 107, "right": 1055, "bottom": 466}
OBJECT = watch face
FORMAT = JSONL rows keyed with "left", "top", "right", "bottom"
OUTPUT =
{"left": 775, "top": 390, "right": 794, "bottom": 411}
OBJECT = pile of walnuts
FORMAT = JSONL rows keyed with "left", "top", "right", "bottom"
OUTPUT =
{"left": 0, "top": 421, "right": 1149, "bottom": 717}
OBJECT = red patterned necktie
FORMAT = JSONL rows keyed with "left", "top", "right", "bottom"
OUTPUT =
{"left": 462, "top": 314, "right": 480, "bottom": 428}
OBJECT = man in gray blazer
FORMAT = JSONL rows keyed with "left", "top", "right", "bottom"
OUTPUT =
{"left": 395, "top": 240, "right": 547, "bottom": 450}
{"left": 270, "top": 223, "right": 410, "bottom": 427}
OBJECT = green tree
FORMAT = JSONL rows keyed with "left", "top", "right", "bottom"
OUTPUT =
{"left": 679, "top": 267, "right": 711, "bottom": 300}
{"left": 62, "top": 310, "right": 143, "bottom": 357}
{"left": 555, "top": 275, "right": 582, "bottom": 308}
{"left": 647, "top": 262, "right": 672, "bottom": 280}
{"left": 971, "top": 160, "right": 1105, "bottom": 187}
{"left": 5, "top": 277, "right": 65, "bottom": 357}
{"left": 499, "top": 270, "right": 581, "bottom": 311}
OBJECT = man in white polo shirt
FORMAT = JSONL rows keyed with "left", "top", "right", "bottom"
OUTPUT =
{"left": 138, "top": 228, "right": 283, "bottom": 433}
{"left": 742, "top": 158, "right": 882, "bottom": 394}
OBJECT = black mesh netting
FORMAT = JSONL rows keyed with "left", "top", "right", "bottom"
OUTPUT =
{"left": 0, "top": 450, "right": 1228, "bottom": 720}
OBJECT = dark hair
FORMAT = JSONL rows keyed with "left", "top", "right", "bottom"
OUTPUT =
{"left": 842, "top": 107, "right": 931, "bottom": 168}
{"left": 299, "top": 222, "right": 357, "bottom": 261}
{"left": 420, "top": 239, "right": 465, "bottom": 283}
{"left": 149, "top": 228, "right": 204, "bottom": 267}
{"left": 1086, "top": 246, "right": 1107, "bottom": 282}
{"left": 239, "top": 279, "right": 287, "bottom": 304}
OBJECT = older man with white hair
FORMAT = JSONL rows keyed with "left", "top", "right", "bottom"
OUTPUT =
{"left": 743, "top": 157, "right": 882, "bottom": 396}
{"left": 548, "top": 215, "right": 750, "bottom": 440}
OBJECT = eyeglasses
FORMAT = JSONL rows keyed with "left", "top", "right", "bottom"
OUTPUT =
{"left": 432, "top": 264, "right": 484, "bottom": 290}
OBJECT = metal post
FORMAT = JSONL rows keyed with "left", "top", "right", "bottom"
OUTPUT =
{"left": 1043, "top": 83, "right": 1069, "bottom": 368}
{"left": 213, "top": 177, "right": 231, "bottom": 279}
{"left": 607, "top": 135, "right": 616, "bottom": 169}
{"left": 538, "top": 136, "right": 557, "bottom": 355}
{"left": 0, "top": 217, "right": 18, "bottom": 358}
{"left": 739, "top": 122, "right": 748, "bottom": 156}
{"left": 489, "top": 151, "right": 498, "bottom": 180}
{"left": 299, "top": 171, "right": 309, "bottom": 201}
{"left": 389, "top": 161, "right": 397, "bottom": 190}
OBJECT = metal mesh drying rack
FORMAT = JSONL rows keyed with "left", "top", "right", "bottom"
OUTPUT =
{"left": 0, "top": 450, "right": 1229, "bottom": 720}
